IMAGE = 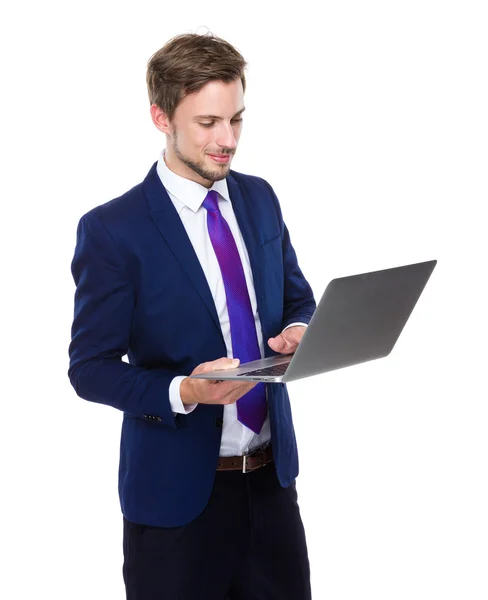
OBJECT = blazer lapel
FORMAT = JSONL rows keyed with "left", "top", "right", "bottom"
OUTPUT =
{"left": 143, "top": 163, "right": 221, "bottom": 333}
{"left": 226, "top": 175, "right": 269, "bottom": 335}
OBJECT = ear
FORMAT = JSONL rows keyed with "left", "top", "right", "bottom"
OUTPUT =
{"left": 150, "top": 104, "right": 172, "bottom": 134}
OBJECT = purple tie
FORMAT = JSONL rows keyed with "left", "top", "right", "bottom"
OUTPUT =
{"left": 202, "top": 190, "right": 267, "bottom": 434}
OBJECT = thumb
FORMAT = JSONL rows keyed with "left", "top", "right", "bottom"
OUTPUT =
{"left": 268, "top": 335, "right": 286, "bottom": 352}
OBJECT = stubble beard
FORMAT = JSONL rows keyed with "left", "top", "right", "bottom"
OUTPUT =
{"left": 171, "top": 130, "right": 232, "bottom": 183}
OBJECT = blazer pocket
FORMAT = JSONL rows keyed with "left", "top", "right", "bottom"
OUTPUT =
{"left": 261, "top": 232, "right": 281, "bottom": 247}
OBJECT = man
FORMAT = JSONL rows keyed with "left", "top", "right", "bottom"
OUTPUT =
{"left": 69, "top": 32, "right": 316, "bottom": 599}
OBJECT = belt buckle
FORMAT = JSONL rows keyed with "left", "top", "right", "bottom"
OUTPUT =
{"left": 242, "top": 444, "right": 269, "bottom": 474}
{"left": 242, "top": 452, "right": 257, "bottom": 474}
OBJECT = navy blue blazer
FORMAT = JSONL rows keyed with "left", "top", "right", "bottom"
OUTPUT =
{"left": 68, "top": 162, "right": 316, "bottom": 527}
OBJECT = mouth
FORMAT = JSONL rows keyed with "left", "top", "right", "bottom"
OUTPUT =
{"left": 208, "top": 153, "right": 232, "bottom": 164}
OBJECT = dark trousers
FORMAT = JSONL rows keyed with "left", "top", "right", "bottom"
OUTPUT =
{"left": 123, "top": 462, "right": 312, "bottom": 600}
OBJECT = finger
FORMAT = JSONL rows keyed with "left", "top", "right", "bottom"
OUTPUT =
{"left": 283, "top": 339, "right": 297, "bottom": 352}
{"left": 194, "top": 357, "right": 239, "bottom": 375}
{"left": 268, "top": 336, "right": 286, "bottom": 353}
{"left": 268, "top": 336, "right": 279, "bottom": 350}
{"left": 231, "top": 380, "right": 258, "bottom": 397}
{"left": 215, "top": 380, "right": 258, "bottom": 404}
{"left": 207, "top": 357, "right": 240, "bottom": 371}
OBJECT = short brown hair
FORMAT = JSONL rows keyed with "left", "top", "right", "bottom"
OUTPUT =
{"left": 146, "top": 32, "right": 247, "bottom": 122}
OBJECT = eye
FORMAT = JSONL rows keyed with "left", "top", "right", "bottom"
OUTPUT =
{"left": 199, "top": 118, "right": 243, "bottom": 128}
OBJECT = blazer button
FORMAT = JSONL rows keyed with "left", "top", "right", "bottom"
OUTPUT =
{"left": 215, "top": 418, "right": 223, "bottom": 428}
{"left": 156, "top": 417, "right": 162, "bottom": 422}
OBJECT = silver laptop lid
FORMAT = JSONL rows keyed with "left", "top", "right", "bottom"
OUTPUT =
{"left": 282, "top": 259, "right": 437, "bottom": 382}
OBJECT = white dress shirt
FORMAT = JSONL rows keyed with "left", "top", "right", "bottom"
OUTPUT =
{"left": 157, "top": 151, "right": 302, "bottom": 457}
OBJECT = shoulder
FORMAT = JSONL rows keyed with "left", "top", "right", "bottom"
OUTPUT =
{"left": 228, "top": 168, "right": 275, "bottom": 195}
{"left": 76, "top": 167, "right": 152, "bottom": 235}
{"left": 228, "top": 168, "right": 284, "bottom": 222}
{"left": 84, "top": 182, "right": 145, "bottom": 224}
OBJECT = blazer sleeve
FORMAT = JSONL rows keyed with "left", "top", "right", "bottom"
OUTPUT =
{"left": 68, "top": 210, "right": 178, "bottom": 428}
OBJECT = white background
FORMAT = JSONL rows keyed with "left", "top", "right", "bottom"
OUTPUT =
{"left": 1, "top": 1, "right": 487, "bottom": 598}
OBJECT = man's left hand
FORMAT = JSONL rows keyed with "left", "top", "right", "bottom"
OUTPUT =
{"left": 267, "top": 326, "right": 306, "bottom": 355}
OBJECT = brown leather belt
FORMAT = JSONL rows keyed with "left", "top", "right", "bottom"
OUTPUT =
{"left": 217, "top": 444, "right": 273, "bottom": 473}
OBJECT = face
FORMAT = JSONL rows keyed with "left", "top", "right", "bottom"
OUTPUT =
{"left": 151, "top": 79, "right": 245, "bottom": 188}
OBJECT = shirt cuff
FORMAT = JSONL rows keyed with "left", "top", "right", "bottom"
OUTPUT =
{"left": 169, "top": 376, "right": 198, "bottom": 415}
{"left": 283, "top": 322, "right": 308, "bottom": 331}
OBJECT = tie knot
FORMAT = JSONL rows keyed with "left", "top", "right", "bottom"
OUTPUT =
{"left": 202, "top": 190, "right": 220, "bottom": 212}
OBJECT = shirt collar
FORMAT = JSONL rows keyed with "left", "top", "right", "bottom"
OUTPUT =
{"left": 156, "top": 149, "right": 231, "bottom": 213}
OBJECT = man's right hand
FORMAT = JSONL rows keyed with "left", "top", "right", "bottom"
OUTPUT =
{"left": 180, "top": 357, "right": 257, "bottom": 406}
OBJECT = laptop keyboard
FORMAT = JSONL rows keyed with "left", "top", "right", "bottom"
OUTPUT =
{"left": 237, "top": 363, "right": 289, "bottom": 377}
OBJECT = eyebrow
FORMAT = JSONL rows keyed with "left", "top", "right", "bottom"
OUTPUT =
{"left": 193, "top": 108, "right": 246, "bottom": 121}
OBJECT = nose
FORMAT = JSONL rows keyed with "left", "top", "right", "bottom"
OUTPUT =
{"left": 215, "top": 121, "right": 237, "bottom": 150}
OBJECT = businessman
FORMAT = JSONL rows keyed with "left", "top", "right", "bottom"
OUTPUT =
{"left": 69, "top": 32, "right": 316, "bottom": 599}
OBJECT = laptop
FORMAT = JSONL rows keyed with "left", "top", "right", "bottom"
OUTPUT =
{"left": 190, "top": 259, "right": 437, "bottom": 383}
